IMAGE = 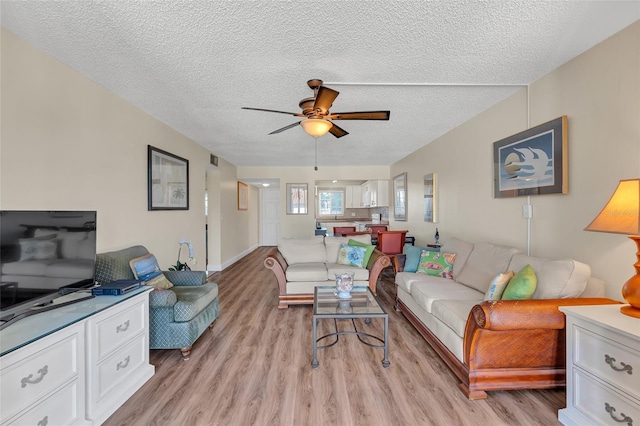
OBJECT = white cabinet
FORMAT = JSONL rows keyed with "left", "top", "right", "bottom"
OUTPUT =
{"left": 361, "top": 180, "right": 389, "bottom": 207}
{"left": 0, "top": 289, "right": 154, "bottom": 426}
{"left": 0, "top": 322, "right": 85, "bottom": 425}
{"left": 346, "top": 185, "right": 362, "bottom": 208}
{"left": 559, "top": 304, "right": 640, "bottom": 426}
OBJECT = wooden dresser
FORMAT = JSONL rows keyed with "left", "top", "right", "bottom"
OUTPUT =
{"left": 559, "top": 304, "right": 640, "bottom": 425}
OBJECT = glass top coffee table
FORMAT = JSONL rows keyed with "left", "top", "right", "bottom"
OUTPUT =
{"left": 312, "top": 285, "right": 389, "bottom": 368}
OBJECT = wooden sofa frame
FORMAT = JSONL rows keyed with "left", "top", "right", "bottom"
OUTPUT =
{"left": 264, "top": 249, "right": 390, "bottom": 309}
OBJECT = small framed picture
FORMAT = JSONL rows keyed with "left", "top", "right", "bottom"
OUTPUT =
{"left": 238, "top": 181, "right": 248, "bottom": 210}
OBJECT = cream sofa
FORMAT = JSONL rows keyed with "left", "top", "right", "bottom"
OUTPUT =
{"left": 264, "top": 234, "right": 390, "bottom": 309}
{"left": 394, "top": 237, "right": 617, "bottom": 399}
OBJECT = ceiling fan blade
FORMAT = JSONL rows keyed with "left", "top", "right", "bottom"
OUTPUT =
{"left": 268, "top": 121, "right": 301, "bottom": 135}
{"left": 242, "top": 107, "right": 305, "bottom": 117}
{"left": 327, "top": 111, "right": 390, "bottom": 120}
{"left": 313, "top": 86, "right": 339, "bottom": 114}
{"left": 329, "top": 123, "right": 349, "bottom": 138}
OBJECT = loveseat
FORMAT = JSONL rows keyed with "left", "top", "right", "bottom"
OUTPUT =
{"left": 95, "top": 245, "right": 219, "bottom": 360}
{"left": 394, "top": 237, "right": 618, "bottom": 399}
{"left": 264, "top": 234, "right": 390, "bottom": 309}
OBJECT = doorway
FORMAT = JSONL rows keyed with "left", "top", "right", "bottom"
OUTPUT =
{"left": 260, "top": 188, "right": 280, "bottom": 246}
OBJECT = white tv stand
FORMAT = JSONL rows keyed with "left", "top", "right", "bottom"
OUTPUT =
{"left": 0, "top": 287, "right": 154, "bottom": 425}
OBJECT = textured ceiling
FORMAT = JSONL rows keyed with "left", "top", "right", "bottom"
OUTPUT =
{"left": 2, "top": 1, "right": 639, "bottom": 168}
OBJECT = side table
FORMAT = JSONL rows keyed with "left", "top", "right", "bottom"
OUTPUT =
{"left": 559, "top": 304, "right": 640, "bottom": 425}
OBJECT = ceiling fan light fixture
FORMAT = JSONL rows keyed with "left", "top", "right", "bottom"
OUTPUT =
{"left": 300, "top": 118, "right": 333, "bottom": 137}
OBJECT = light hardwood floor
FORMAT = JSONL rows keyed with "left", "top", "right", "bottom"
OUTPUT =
{"left": 105, "top": 247, "right": 565, "bottom": 426}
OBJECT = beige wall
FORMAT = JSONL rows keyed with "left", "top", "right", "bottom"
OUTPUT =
{"left": 238, "top": 165, "right": 390, "bottom": 237}
{"left": 389, "top": 22, "right": 640, "bottom": 300}
{"left": 0, "top": 28, "right": 255, "bottom": 270}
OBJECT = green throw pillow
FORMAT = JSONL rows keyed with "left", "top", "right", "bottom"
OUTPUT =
{"left": 404, "top": 244, "right": 440, "bottom": 272}
{"left": 416, "top": 250, "right": 456, "bottom": 279}
{"left": 337, "top": 244, "right": 367, "bottom": 268}
{"left": 502, "top": 264, "right": 537, "bottom": 300}
{"left": 348, "top": 239, "right": 375, "bottom": 267}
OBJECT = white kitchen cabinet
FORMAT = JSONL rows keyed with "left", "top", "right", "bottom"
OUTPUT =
{"left": 346, "top": 185, "right": 362, "bottom": 208}
{"left": 361, "top": 180, "right": 389, "bottom": 207}
{"left": 558, "top": 304, "right": 640, "bottom": 426}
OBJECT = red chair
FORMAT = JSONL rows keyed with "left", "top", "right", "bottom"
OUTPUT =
{"left": 333, "top": 226, "right": 356, "bottom": 236}
{"left": 339, "top": 230, "right": 373, "bottom": 238}
{"left": 376, "top": 230, "right": 408, "bottom": 274}
{"left": 366, "top": 225, "right": 388, "bottom": 244}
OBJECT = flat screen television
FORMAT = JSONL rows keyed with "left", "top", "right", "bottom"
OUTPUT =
{"left": 0, "top": 210, "right": 97, "bottom": 329}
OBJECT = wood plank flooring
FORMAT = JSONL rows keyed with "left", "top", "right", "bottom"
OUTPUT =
{"left": 105, "top": 247, "right": 565, "bottom": 426}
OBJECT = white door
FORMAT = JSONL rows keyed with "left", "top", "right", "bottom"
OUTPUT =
{"left": 261, "top": 188, "right": 280, "bottom": 246}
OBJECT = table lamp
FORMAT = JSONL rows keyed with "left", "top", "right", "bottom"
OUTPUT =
{"left": 584, "top": 178, "right": 640, "bottom": 318}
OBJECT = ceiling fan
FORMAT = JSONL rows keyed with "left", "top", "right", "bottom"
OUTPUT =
{"left": 241, "top": 79, "right": 390, "bottom": 138}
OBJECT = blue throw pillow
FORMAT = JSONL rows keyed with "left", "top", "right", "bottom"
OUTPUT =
{"left": 404, "top": 244, "right": 440, "bottom": 273}
{"left": 129, "top": 253, "right": 174, "bottom": 290}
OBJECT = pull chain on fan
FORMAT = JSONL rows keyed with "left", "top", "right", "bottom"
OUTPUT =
{"left": 314, "top": 137, "right": 318, "bottom": 171}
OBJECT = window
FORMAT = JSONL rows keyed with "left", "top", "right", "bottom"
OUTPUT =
{"left": 318, "top": 188, "right": 345, "bottom": 216}
{"left": 286, "top": 183, "right": 308, "bottom": 214}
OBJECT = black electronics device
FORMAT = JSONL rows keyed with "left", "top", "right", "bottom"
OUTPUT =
{"left": 91, "top": 280, "right": 143, "bottom": 296}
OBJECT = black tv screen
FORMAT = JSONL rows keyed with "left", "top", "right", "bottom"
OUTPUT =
{"left": 0, "top": 210, "right": 97, "bottom": 327}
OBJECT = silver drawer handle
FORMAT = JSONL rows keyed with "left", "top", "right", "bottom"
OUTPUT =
{"left": 117, "top": 356, "right": 130, "bottom": 371}
{"left": 21, "top": 365, "right": 48, "bottom": 388}
{"left": 605, "top": 354, "right": 633, "bottom": 375}
{"left": 605, "top": 402, "right": 633, "bottom": 426}
{"left": 116, "top": 320, "right": 130, "bottom": 333}
{"left": 37, "top": 416, "right": 48, "bottom": 426}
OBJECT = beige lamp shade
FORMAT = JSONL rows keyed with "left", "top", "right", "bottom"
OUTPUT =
{"left": 584, "top": 179, "right": 640, "bottom": 235}
{"left": 300, "top": 118, "right": 333, "bottom": 137}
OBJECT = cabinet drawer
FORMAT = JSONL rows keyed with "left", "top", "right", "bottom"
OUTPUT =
{"left": 0, "top": 330, "right": 80, "bottom": 420}
{"left": 574, "top": 325, "right": 640, "bottom": 399}
{"left": 95, "top": 300, "right": 146, "bottom": 359}
{"left": 5, "top": 380, "right": 80, "bottom": 426}
{"left": 94, "top": 335, "right": 147, "bottom": 402}
{"left": 573, "top": 368, "right": 640, "bottom": 425}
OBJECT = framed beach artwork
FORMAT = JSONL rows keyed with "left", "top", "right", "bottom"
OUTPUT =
{"left": 238, "top": 182, "right": 249, "bottom": 210}
{"left": 148, "top": 145, "right": 189, "bottom": 210}
{"left": 424, "top": 173, "right": 437, "bottom": 223}
{"left": 493, "top": 116, "right": 568, "bottom": 198}
{"left": 393, "top": 173, "right": 407, "bottom": 221}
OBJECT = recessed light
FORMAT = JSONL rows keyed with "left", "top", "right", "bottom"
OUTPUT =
{"left": 262, "top": 183, "right": 270, "bottom": 187}
{"left": 332, "top": 180, "right": 338, "bottom": 183}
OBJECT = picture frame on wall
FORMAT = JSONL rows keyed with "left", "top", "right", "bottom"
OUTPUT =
{"left": 393, "top": 173, "right": 407, "bottom": 221}
{"left": 493, "top": 116, "right": 568, "bottom": 198}
{"left": 148, "top": 145, "right": 189, "bottom": 210}
{"left": 238, "top": 181, "right": 248, "bottom": 210}
{"left": 424, "top": 173, "right": 437, "bottom": 222}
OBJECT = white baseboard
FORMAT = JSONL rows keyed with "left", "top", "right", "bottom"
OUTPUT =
{"left": 207, "top": 244, "right": 258, "bottom": 272}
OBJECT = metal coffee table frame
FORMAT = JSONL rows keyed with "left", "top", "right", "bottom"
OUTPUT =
{"left": 312, "top": 286, "right": 389, "bottom": 368}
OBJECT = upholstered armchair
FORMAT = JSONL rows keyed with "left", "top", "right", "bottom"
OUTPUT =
{"left": 95, "top": 245, "right": 219, "bottom": 360}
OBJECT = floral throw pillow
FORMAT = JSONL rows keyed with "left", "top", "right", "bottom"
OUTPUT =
{"left": 337, "top": 244, "right": 367, "bottom": 268}
{"left": 416, "top": 250, "right": 456, "bottom": 279}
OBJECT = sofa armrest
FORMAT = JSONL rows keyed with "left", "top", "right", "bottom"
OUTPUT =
{"left": 264, "top": 251, "right": 289, "bottom": 296}
{"left": 463, "top": 297, "right": 620, "bottom": 370}
{"left": 149, "top": 288, "right": 178, "bottom": 307}
{"left": 162, "top": 270, "right": 207, "bottom": 286}
{"left": 467, "top": 298, "right": 620, "bottom": 331}
{"left": 366, "top": 249, "right": 391, "bottom": 295}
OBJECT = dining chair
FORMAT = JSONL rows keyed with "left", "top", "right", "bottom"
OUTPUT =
{"left": 366, "top": 225, "right": 388, "bottom": 245}
{"left": 376, "top": 230, "right": 408, "bottom": 274}
{"left": 333, "top": 226, "right": 356, "bottom": 236}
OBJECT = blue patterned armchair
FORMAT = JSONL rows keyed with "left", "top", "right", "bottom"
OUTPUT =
{"left": 95, "top": 245, "right": 219, "bottom": 360}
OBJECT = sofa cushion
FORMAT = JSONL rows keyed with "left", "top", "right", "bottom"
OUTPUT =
{"left": 507, "top": 254, "right": 590, "bottom": 299}
{"left": 431, "top": 299, "right": 479, "bottom": 338}
{"left": 502, "top": 264, "right": 537, "bottom": 300}
{"left": 326, "top": 263, "right": 370, "bottom": 281}
{"left": 455, "top": 242, "right": 520, "bottom": 293}
{"left": 395, "top": 271, "right": 435, "bottom": 293}
{"left": 404, "top": 244, "right": 439, "bottom": 273}
{"left": 484, "top": 271, "right": 515, "bottom": 301}
{"left": 411, "top": 281, "right": 484, "bottom": 313}
{"left": 325, "top": 234, "right": 372, "bottom": 263}
{"left": 130, "top": 253, "right": 174, "bottom": 290}
{"left": 19, "top": 237, "right": 58, "bottom": 261}
{"left": 278, "top": 236, "right": 326, "bottom": 265}
{"left": 285, "top": 263, "right": 328, "bottom": 282}
{"left": 440, "top": 237, "right": 474, "bottom": 279}
{"left": 416, "top": 251, "right": 456, "bottom": 278}
{"left": 172, "top": 283, "right": 219, "bottom": 322}
{"left": 337, "top": 244, "right": 367, "bottom": 267}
